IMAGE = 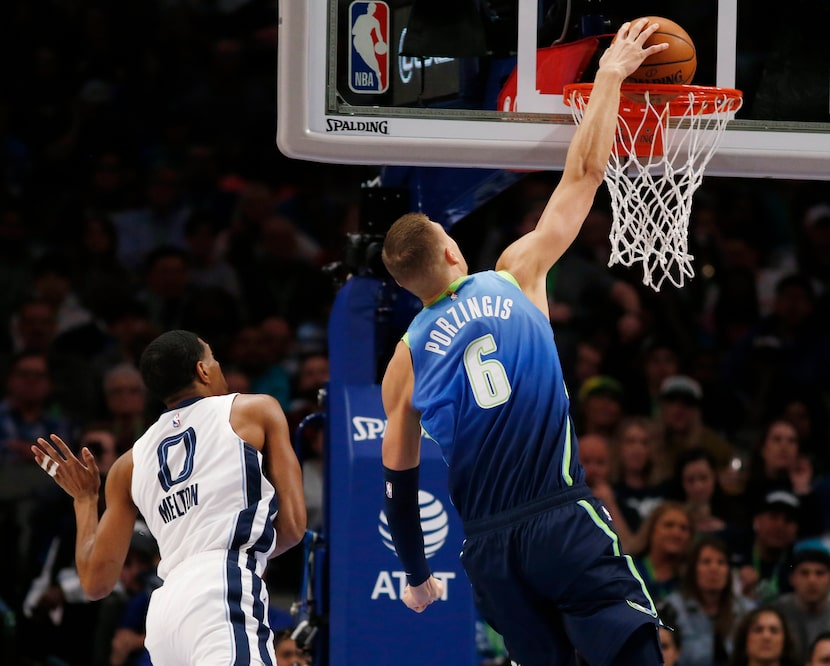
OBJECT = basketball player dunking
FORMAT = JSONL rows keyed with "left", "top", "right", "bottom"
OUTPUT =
{"left": 380, "top": 18, "right": 670, "bottom": 666}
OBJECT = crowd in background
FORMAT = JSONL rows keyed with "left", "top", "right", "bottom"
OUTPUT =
{"left": 0, "top": 1, "right": 829, "bottom": 665}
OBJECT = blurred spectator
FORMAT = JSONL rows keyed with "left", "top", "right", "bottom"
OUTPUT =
{"left": 226, "top": 325, "right": 291, "bottom": 406}
{"left": 669, "top": 447, "right": 745, "bottom": 540}
{"left": 51, "top": 298, "right": 158, "bottom": 382}
{"left": 622, "top": 339, "right": 682, "bottom": 418}
{"left": 571, "top": 340, "right": 604, "bottom": 392}
{"left": 69, "top": 213, "right": 138, "bottom": 318}
{"left": 18, "top": 425, "right": 118, "bottom": 666}
{"left": 653, "top": 375, "right": 736, "bottom": 484}
{"left": 0, "top": 351, "right": 72, "bottom": 464}
{"left": 806, "top": 632, "right": 830, "bottom": 666}
{"left": 725, "top": 273, "right": 830, "bottom": 432}
{"left": 260, "top": 315, "right": 298, "bottom": 379}
{"left": 287, "top": 353, "right": 329, "bottom": 432}
{"left": 8, "top": 298, "right": 58, "bottom": 356}
{"left": 771, "top": 390, "right": 829, "bottom": 475}
{"left": 772, "top": 547, "right": 830, "bottom": 664}
{"left": 632, "top": 501, "right": 693, "bottom": 602}
{"left": 224, "top": 366, "right": 252, "bottom": 394}
{"left": 112, "top": 163, "right": 191, "bottom": 271}
{"left": 219, "top": 181, "right": 276, "bottom": 271}
{"left": 82, "top": 150, "right": 134, "bottom": 219}
{"left": 575, "top": 374, "right": 626, "bottom": 438}
{"left": 28, "top": 251, "right": 93, "bottom": 335}
{"left": 135, "top": 245, "right": 195, "bottom": 332}
{"left": 101, "top": 362, "right": 151, "bottom": 453}
{"left": 728, "top": 605, "right": 801, "bottom": 666}
{"left": 294, "top": 321, "right": 328, "bottom": 358}
{"left": 610, "top": 416, "right": 669, "bottom": 536}
{"left": 273, "top": 627, "right": 311, "bottom": 666}
{"left": 217, "top": 181, "right": 321, "bottom": 274}
{"left": 180, "top": 139, "right": 238, "bottom": 221}
{"left": 238, "top": 215, "right": 333, "bottom": 327}
{"left": 793, "top": 203, "right": 830, "bottom": 295}
{"left": 183, "top": 208, "right": 244, "bottom": 303}
{"left": 743, "top": 419, "right": 823, "bottom": 538}
{"left": 661, "top": 535, "right": 755, "bottom": 666}
{"left": 729, "top": 491, "right": 800, "bottom": 603}
{"left": 135, "top": 244, "right": 243, "bottom": 355}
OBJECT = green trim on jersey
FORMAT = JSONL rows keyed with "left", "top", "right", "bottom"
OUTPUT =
{"left": 495, "top": 270, "right": 520, "bottom": 289}
{"left": 425, "top": 275, "right": 471, "bottom": 307}
{"left": 577, "top": 500, "right": 659, "bottom": 618}
{"left": 561, "top": 417, "right": 574, "bottom": 485}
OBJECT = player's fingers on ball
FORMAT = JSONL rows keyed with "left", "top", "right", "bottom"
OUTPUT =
{"left": 635, "top": 21, "right": 659, "bottom": 44}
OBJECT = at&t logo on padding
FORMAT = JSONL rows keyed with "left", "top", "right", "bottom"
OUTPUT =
{"left": 378, "top": 489, "right": 449, "bottom": 557}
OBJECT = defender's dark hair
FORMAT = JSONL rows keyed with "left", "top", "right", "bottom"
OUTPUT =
{"left": 139, "top": 330, "right": 204, "bottom": 403}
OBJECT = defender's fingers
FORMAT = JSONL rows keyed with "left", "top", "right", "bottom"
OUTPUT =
{"left": 37, "top": 452, "right": 59, "bottom": 477}
{"left": 46, "top": 433, "right": 73, "bottom": 460}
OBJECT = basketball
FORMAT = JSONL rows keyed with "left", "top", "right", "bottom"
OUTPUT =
{"left": 624, "top": 16, "right": 696, "bottom": 85}
{"left": 374, "top": 41, "right": 388, "bottom": 56}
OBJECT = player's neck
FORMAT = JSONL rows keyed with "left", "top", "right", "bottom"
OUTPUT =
{"left": 422, "top": 271, "right": 468, "bottom": 306}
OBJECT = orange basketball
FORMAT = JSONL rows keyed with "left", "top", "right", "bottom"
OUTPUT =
{"left": 624, "top": 16, "right": 697, "bottom": 85}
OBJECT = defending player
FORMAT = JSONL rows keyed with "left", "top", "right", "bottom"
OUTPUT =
{"left": 32, "top": 330, "right": 306, "bottom": 665}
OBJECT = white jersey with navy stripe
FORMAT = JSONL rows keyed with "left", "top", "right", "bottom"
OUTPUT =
{"left": 131, "top": 393, "right": 278, "bottom": 580}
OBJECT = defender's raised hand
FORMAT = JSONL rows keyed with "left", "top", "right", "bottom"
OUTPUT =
{"left": 32, "top": 434, "right": 101, "bottom": 501}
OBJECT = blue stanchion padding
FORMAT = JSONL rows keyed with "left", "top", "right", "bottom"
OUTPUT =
{"left": 327, "top": 383, "right": 476, "bottom": 664}
{"left": 326, "top": 275, "right": 477, "bottom": 665}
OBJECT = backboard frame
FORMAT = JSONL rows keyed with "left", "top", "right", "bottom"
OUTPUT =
{"left": 276, "top": 0, "right": 830, "bottom": 180}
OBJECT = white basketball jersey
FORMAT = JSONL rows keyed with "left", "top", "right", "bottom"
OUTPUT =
{"left": 131, "top": 393, "right": 277, "bottom": 580}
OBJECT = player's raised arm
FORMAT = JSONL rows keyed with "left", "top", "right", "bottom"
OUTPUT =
{"left": 496, "top": 18, "right": 668, "bottom": 314}
{"left": 32, "top": 435, "right": 138, "bottom": 600}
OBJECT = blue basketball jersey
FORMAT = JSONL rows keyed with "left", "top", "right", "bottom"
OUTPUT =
{"left": 406, "top": 270, "right": 584, "bottom": 523}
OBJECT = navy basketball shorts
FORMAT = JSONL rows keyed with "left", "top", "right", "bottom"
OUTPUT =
{"left": 460, "top": 488, "right": 662, "bottom": 666}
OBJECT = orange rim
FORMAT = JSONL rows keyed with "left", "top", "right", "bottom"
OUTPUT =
{"left": 564, "top": 83, "right": 743, "bottom": 117}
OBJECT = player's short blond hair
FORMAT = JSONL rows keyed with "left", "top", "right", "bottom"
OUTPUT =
{"left": 382, "top": 212, "right": 443, "bottom": 285}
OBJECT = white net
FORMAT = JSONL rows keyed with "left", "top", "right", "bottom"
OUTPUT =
{"left": 566, "top": 85, "right": 743, "bottom": 290}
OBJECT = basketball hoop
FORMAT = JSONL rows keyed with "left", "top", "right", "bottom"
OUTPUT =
{"left": 564, "top": 83, "right": 743, "bottom": 291}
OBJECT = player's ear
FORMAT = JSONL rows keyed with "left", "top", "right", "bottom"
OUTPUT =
{"left": 445, "top": 245, "right": 461, "bottom": 266}
{"left": 195, "top": 360, "right": 210, "bottom": 383}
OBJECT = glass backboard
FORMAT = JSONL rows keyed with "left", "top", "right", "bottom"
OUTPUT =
{"left": 276, "top": 0, "right": 830, "bottom": 180}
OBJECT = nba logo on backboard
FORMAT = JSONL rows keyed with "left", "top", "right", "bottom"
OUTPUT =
{"left": 349, "top": 1, "right": 389, "bottom": 94}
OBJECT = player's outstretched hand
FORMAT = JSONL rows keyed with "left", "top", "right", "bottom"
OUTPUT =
{"left": 32, "top": 433, "right": 101, "bottom": 501}
{"left": 600, "top": 17, "right": 670, "bottom": 80}
{"left": 402, "top": 575, "right": 444, "bottom": 613}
